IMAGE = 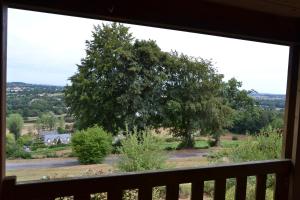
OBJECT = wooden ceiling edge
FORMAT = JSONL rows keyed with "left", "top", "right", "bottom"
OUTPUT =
{"left": 3, "top": 0, "right": 300, "bottom": 45}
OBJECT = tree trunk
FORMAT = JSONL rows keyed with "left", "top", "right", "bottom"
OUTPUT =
{"left": 182, "top": 130, "right": 195, "bottom": 148}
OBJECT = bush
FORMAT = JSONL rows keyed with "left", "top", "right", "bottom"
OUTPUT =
{"left": 7, "top": 113, "right": 24, "bottom": 139}
{"left": 31, "top": 138, "right": 46, "bottom": 151}
{"left": 209, "top": 126, "right": 282, "bottom": 197}
{"left": 6, "top": 133, "right": 32, "bottom": 159}
{"left": 17, "top": 134, "right": 34, "bottom": 146}
{"left": 117, "top": 129, "right": 167, "bottom": 172}
{"left": 71, "top": 126, "right": 112, "bottom": 164}
{"left": 12, "top": 146, "right": 32, "bottom": 159}
{"left": 6, "top": 133, "right": 16, "bottom": 157}
{"left": 228, "top": 127, "right": 281, "bottom": 163}
{"left": 57, "top": 127, "right": 66, "bottom": 134}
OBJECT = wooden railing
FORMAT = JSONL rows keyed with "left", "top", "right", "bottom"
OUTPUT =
{"left": 2, "top": 159, "right": 291, "bottom": 200}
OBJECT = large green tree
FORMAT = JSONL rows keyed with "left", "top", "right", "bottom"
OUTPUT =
{"left": 162, "top": 53, "right": 232, "bottom": 147}
{"left": 65, "top": 23, "right": 167, "bottom": 133}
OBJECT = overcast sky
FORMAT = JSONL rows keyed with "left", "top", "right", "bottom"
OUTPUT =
{"left": 7, "top": 9, "right": 289, "bottom": 94}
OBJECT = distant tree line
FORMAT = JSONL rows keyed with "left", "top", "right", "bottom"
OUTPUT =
{"left": 7, "top": 83, "right": 67, "bottom": 118}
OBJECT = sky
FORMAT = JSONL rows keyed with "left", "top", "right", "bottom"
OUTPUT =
{"left": 7, "top": 9, "right": 289, "bottom": 94}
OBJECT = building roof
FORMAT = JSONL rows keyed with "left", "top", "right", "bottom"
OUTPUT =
{"left": 42, "top": 133, "right": 71, "bottom": 143}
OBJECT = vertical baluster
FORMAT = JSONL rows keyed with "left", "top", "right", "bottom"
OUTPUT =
{"left": 214, "top": 179, "right": 226, "bottom": 200}
{"left": 235, "top": 176, "right": 247, "bottom": 200}
{"left": 191, "top": 180, "right": 204, "bottom": 200}
{"left": 166, "top": 183, "right": 179, "bottom": 200}
{"left": 274, "top": 173, "right": 289, "bottom": 200}
{"left": 107, "top": 189, "right": 123, "bottom": 200}
{"left": 256, "top": 174, "right": 267, "bottom": 200}
{"left": 138, "top": 186, "right": 152, "bottom": 200}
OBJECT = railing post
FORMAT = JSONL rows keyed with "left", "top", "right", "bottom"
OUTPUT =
{"left": 286, "top": 45, "right": 300, "bottom": 200}
{"left": 283, "top": 46, "right": 300, "bottom": 159}
{"left": 1, "top": 176, "right": 16, "bottom": 200}
{"left": 0, "top": 0, "right": 7, "bottom": 197}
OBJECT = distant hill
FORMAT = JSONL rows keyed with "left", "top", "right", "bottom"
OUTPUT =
{"left": 6, "top": 82, "right": 286, "bottom": 117}
{"left": 249, "top": 92, "right": 285, "bottom": 110}
{"left": 7, "top": 82, "right": 67, "bottom": 118}
{"left": 7, "top": 82, "right": 64, "bottom": 93}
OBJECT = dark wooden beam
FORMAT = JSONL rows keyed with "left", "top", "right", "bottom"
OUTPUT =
{"left": 283, "top": 46, "right": 299, "bottom": 158}
{"left": 0, "top": 0, "right": 7, "bottom": 197}
{"left": 288, "top": 45, "right": 300, "bottom": 200}
{"left": 4, "top": 0, "right": 300, "bottom": 45}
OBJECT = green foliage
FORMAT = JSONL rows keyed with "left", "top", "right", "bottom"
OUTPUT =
{"left": 210, "top": 127, "right": 281, "bottom": 164}
{"left": 269, "top": 112, "right": 284, "bottom": 129}
{"left": 31, "top": 138, "right": 46, "bottom": 151}
{"left": 6, "top": 133, "right": 31, "bottom": 159}
{"left": 71, "top": 126, "right": 112, "bottom": 164}
{"left": 7, "top": 113, "right": 24, "bottom": 139}
{"left": 231, "top": 108, "right": 277, "bottom": 134}
{"left": 224, "top": 78, "right": 279, "bottom": 135}
{"left": 226, "top": 184, "right": 273, "bottom": 200}
{"left": 65, "top": 23, "right": 166, "bottom": 133}
{"left": 11, "top": 146, "right": 32, "bottom": 159}
{"left": 6, "top": 133, "right": 16, "bottom": 157}
{"left": 162, "top": 53, "right": 233, "bottom": 148}
{"left": 228, "top": 127, "right": 281, "bottom": 162}
{"left": 57, "top": 116, "right": 66, "bottom": 133}
{"left": 64, "top": 23, "right": 234, "bottom": 147}
{"left": 36, "top": 112, "right": 58, "bottom": 131}
{"left": 17, "top": 134, "right": 34, "bottom": 146}
{"left": 117, "top": 130, "right": 166, "bottom": 172}
{"left": 224, "top": 78, "right": 255, "bottom": 110}
{"left": 7, "top": 82, "right": 66, "bottom": 118}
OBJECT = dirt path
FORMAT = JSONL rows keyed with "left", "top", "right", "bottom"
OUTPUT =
{"left": 7, "top": 149, "right": 210, "bottom": 170}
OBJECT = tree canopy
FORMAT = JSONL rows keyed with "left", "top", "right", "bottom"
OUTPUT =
{"left": 65, "top": 23, "right": 168, "bottom": 133}
{"left": 65, "top": 22, "right": 279, "bottom": 147}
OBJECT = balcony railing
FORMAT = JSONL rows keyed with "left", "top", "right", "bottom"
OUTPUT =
{"left": 2, "top": 159, "right": 291, "bottom": 200}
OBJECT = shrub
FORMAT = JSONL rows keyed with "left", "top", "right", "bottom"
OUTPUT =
{"left": 210, "top": 127, "right": 281, "bottom": 164}
{"left": 117, "top": 129, "right": 166, "bottom": 172}
{"left": 6, "top": 133, "right": 16, "bottom": 157}
{"left": 7, "top": 113, "right": 24, "bottom": 139}
{"left": 17, "top": 134, "right": 34, "bottom": 146}
{"left": 12, "top": 146, "right": 32, "bottom": 159}
{"left": 209, "top": 126, "right": 281, "bottom": 198}
{"left": 57, "top": 127, "right": 66, "bottom": 134}
{"left": 31, "top": 138, "right": 46, "bottom": 151}
{"left": 6, "top": 133, "right": 32, "bottom": 159}
{"left": 71, "top": 126, "right": 112, "bottom": 164}
{"left": 228, "top": 127, "right": 281, "bottom": 163}
{"left": 112, "top": 134, "right": 126, "bottom": 153}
